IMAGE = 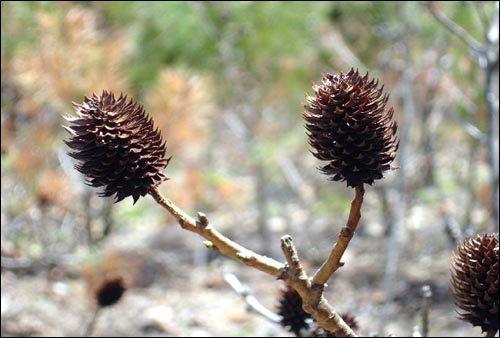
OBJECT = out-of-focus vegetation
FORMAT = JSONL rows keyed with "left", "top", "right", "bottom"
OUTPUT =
{"left": 1, "top": 1, "right": 498, "bottom": 337}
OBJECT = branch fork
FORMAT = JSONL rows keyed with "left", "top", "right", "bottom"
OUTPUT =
{"left": 148, "top": 185, "right": 364, "bottom": 336}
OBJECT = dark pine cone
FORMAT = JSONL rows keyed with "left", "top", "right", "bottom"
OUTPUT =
{"left": 450, "top": 233, "right": 499, "bottom": 334}
{"left": 304, "top": 69, "right": 399, "bottom": 187}
{"left": 277, "top": 285, "right": 360, "bottom": 336}
{"left": 277, "top": 286, "right": 312, "bottom": 336}
{"left": 95, "top": 276, "right": 127, "bottom": 307}
{"left": 64, "top": 91, "right": 170, "bottom": 203}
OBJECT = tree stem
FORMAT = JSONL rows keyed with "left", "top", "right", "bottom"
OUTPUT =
{"left": 148, "top": 186, "right": 357, "bottom": 336}
{"left": 312, "top": 184, "right": 365, "bottom": 287}
{"left": 148, "top": 186, "right": 284, "bottom": 278}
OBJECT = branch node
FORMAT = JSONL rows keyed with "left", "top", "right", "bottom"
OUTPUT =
{"left": 340, "top": 226, "right": 353, "bottom": 237}
{"left": 147, "top": 187, "right": 356, "bottom": 335}
{"left": 303, "top": 303, "right": 314, "bottom": 313}
{"left": 312, "top": 283, "right": 326, "bottom": 291}
{"left": 203, "top": 240, "right": 217, "bottom": 250}
{"left": 236, "top": 252, "right": 257, "bottom": 266}
{"left": 276, "top": 268, "right": 288, "bottom": 280}
{"left": 196, "top": 212, "right": 209, "bottom": 228}
{"left": 281, "top": 235, "right": 301, "bottom": 272}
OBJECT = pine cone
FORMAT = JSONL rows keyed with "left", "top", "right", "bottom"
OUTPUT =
{"left": 95, "top": 275, "right": 127, "bottom": 307}
{"left": 64, "top": 91, "right": 170, "bottom": 203}
{"left": 304, "top": 69, "right": 399, "bottom": 187}
{"left": 450, "top": 233, "right": 499, "bottom": 334}
{"left": 277, "top": 286, "right": 312, "bottom": 336}
{"left": 277, "top": 286, "right": 360, "bottom": 336}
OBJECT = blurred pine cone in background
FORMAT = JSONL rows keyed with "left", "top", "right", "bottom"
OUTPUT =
{"left": 277, "top": 285, "right": 359, "bottom": 337}
{"left": 64, "top": 91, "right": 170, "bottom": 203}
{"left": 304, "top": 69, "right": 398, "bottom": 187}
{"left": 95, "top": 275, "right": 127, "bottom": 308}
{"left": 450, "top": 233, "right": 499, "bottom": 334}
{"left": 277, "top": 285, "right": 312, "bottom": 336}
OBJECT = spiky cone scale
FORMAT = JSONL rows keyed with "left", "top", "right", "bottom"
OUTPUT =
{"left": 64, "top": 91, "right": 170, "bottom": 203}
{"left": 451, "top": 233, "right": 499, "bottom": 334}
{"left": 304, "top": 69, "right": 399, "bottom": 187}
{"left": 277, "top": 286, "right": 312, "bottom": 336}
{"left": 277, "top": 286, "right": 360, "bottom": 337}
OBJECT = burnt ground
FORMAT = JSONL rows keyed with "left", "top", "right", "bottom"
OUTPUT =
{"left": 1, "top": 200, "right": 485, "bottom": 337}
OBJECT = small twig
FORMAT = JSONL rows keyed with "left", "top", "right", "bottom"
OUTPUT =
{"left": 281, "top": 235, "right": 309, "bottom": 282}
{"left": 444, "top": 215, "right": 463, "bottom": 247}
{"left": 149, "top": 186, "right": 356, "bottom": 336}
{"left": 421, "top": 285, "right": 432, "bottom": 337}
{"left": 95, "top": 199, "right": 115, "bottom": 242}
{"left": 312, "top": 185, "right": 365, "bottom": 288}
{"left": 484, "top": 42, "right": 499, "bottom": 232}
{"left": 83, "top": 190, "right": 93, "bottom": 245}
{"left": 223, "top": 272, "right": 282, "bottom": 323}
{"left": 82, "top": 307, "right": 100, "bottom": 337}
{"left": 425, "top": 2, "right": 484, "bottom": 55}
{"left": 149, "top": 186, "right": 284, "bottom": 278}
{"left": 281, "top": 236, "right": 356, "bottom": 337}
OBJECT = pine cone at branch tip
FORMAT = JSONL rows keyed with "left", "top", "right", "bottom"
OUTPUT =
{"left": 64, "top": 90, "right": 171, "bottom": 204}
{"left": 304, "top": 68, "right": 399, "bottom": 187}
{"left": 450, "top": 232, "right": 499, "bottom": 334}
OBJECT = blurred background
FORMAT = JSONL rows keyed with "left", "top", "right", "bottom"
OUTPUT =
{"left": 1, "top": 1, "right": 498, "bottom": 337}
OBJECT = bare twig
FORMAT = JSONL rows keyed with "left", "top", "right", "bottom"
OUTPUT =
{"left": 82, "top": 190, "right": 93, "bottom": 245}
{"left": 320, "top": 29, "right": 368, "bottom": 71}
{"left": 82, "top": 307, "right": 100, "bottom": 337}
{"left": 483, "top": 1, "right": 499, "bottom": 232}
{"left": 444, "top": 216, "right": 464, "bottom": 246}
{"left": 281, "top": 236, "right": 356, "bottom": 337}
{"left": 312, "top": 185, "right": 365, "bottom": 288}
{"left": 149, "top": 186, "right": 284, "bottom": 278}
{"left": 148, "top": 187, "right": 357, "bottom": 336}
{"left": 281, "top": 235, "right": 309, "bottom": 282}
{"left": 484, "top": 48, "right": 499, "bottom": 232}
{"left": 425, "top": 2, "right": 484, "bottom": 55}
{"left": 223, "top": 272, "right": 282, "bottom": 323}
{"left": 379, "top": 5, "right": 413, "bottom": 333}
{"left": 421, "top": 285, "right": 432, "bottom": 337}
{"left": 427, "top": 0, "right": 499, "bottom": 230}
